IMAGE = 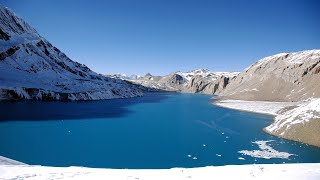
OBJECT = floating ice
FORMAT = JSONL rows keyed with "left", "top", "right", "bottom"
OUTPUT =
{"left": 238, "top": 140, "right": 294, "bottom": 159}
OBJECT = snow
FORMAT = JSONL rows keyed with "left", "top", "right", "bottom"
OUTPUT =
{"left": 0, "top": 156, "right": 26, "bottom": 165}
{"left": 240, "top": 88, "right": 259, "bottom": 92}
{"left": 238, "top": 140, "right": 294, "bottom": 159}
{"left": 287, "top": 50, "right": 320, "bottom": 64}
{"left": 215, "top": 100, "right": 301, "bottom": 115}
{"left": 176, "top": 69, "right": 239, "bottom": 81}
{"left": 266, "top": 98, "right": 320, "bottom": 133}
{"left": 245, "top": 50, "right": 320, "bottom": 71}
{"left": 1, "top": 163, "right": 320, "bottom": 180}
{"left": 215, "top": 99, "right": 320, "bottom": 145}
{"left": 0, "top": 5, "right": 143, "bottom": 101}
{"left": 109, "top": 73, "right": 142, "bottom": 80}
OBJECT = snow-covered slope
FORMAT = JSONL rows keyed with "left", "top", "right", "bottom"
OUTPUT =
{"left": 130, "top": 69, "right": 239, "bottom": 94}
{"left": 0, "top": 5, "right": 142, "bottom": 100}
{"left": 220, "top": 50, "right": 320, "bottom": 101}
{"left": 1, "top": 163, "right": 320, "bottom": 180}
{"left": 265, "top": 98, "right": 320, "bottom": 147}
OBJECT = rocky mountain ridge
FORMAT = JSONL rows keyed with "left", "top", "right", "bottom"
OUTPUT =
{"left": 220, "top": 50, "right": 320, "bottom": 101}
{"left": 0, "top": 5, "right": 143, "bottom": 100}
{"left": 129, "top": 69, "right": 239, "bottom": 94}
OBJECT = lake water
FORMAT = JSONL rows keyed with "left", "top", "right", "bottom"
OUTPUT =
{"left": 0, "top": 93, "right": 320, "bottom": 168}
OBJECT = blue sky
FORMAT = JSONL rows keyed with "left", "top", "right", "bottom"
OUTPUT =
{"left": 1, "top": 0, "right": 319, "bottom": 75}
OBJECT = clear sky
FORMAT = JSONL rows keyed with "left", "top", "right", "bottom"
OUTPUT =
{"left": 1, "top": 0, "right": 319, "bottom": 75}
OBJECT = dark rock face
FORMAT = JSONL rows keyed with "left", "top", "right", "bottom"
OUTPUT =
{"left": 0, "top": 28, "right": 10, "bottom": 40}
{"left": 0, "top": 46, "right": 19, "bottom": 60}
{"left": 168, "top": 74, "right": 185, "bottom": 85}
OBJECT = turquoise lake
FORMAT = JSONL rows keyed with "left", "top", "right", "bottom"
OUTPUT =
{"left": 0, "top": 93, "right": 320, "bottom": 168}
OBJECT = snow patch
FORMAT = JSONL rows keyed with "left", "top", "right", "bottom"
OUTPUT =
{"left": 239, "top": 140, "right": 294, "bottom": 159}
{"left": 215, "top": 100, "right": 300, "bottom": 115}
{"left": 266, "top": 98, "right": 320, "bottom": 134}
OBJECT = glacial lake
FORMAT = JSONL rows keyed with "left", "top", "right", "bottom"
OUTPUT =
{"left": 0, "top": 93, "right": 320, "bottom": 169}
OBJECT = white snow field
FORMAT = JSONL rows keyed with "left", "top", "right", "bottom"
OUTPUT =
{"left": 0, "top": 162, "right": 320, "bottom": 179}
{"left": 215, "top": 99, "right": 302, "bottom": 115}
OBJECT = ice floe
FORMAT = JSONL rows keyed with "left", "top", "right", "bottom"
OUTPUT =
{"left": 238, "top": 140, "right": 294, "bottom": 159}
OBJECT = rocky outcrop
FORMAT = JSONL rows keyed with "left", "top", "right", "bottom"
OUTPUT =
{"left": 0, "top": 46, "right": 19, "bottom": 60}
{"left": 220, "top": 50, "right": 320, "bottom": 101}
{"left": 0, "top": 5, "right": 143, "bottom": 101}
{"left": 184, "top": 75, "right": 231, "bottom": 94}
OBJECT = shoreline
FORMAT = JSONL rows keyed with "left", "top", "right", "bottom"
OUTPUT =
{"left": 213, "top": 98, "right": 320, "bottom": 148}
{"left": 1, "top": 161, "right": 320, "bottom": 179}
{"left": 213, "top": 99, "right": 301, "bottom": 116}
{"left": 1, "top": 99, "right": 319, "bottom": 179}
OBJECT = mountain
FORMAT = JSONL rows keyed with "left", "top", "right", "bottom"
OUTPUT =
{"left": 220, "top": 50, "right": 320, "bottom": 101}
{"left": 217, "top": 50, "right": 320, "bottom": 147}
{"left": 107, "top": 73, "right": 141, "bottom": 80}
{"left": 0, "top": 5, "right": 142, "bottom": 100}
{"left": 130, "top": 69, "right": 239, "bottom": 94}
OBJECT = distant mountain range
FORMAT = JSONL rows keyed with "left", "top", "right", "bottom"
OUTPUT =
{"left": 126, "top": 69, "right": 239, "bottom": 94}
{"left": 0, "top": 5, "right": 142, "bottom": 100}
{"left": 107, "top": 73, "right": 142, "bottom": 80}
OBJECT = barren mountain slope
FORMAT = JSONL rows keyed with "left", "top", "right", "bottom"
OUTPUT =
{"left": 220, "top": 50, "right": 320, "bottom": 101}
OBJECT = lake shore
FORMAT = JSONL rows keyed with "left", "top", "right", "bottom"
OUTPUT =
{"left": 214, "top": 98, "right": 320, "bottom": 147}
{"left": 1, "top": 157, "right": 320, "bottom": 180}
{"left": 214, "top": 99, "right": 301, "bottom": 116}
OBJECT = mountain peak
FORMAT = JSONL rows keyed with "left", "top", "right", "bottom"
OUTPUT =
{"left": 0, "top": 5, "right": 142, "bottom": 100}
{"left": 0, "top": 5, "right": 38, "bottom": 39}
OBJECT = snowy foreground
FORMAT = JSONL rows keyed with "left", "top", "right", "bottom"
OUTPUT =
{"left": 1, "top": 163, "right": 320, "bottom": 180}
{"left": 1, "top": 156, "right": 320, "bottom": 179}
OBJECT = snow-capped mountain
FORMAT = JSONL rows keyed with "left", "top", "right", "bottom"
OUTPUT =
{"left": 130, "top": 69, "right": 239, "bottom": 94}
{"left": 107, "top": 73, "right": 142, "bottom": 80}
{"left": 0, "top": 5, "right": 143, "bottom": 100}
{"left": 220, "top": 50, "right": 320, "bottom": 101}
{"left": 177, "top": 69, "right": 239, "bottom": 81}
